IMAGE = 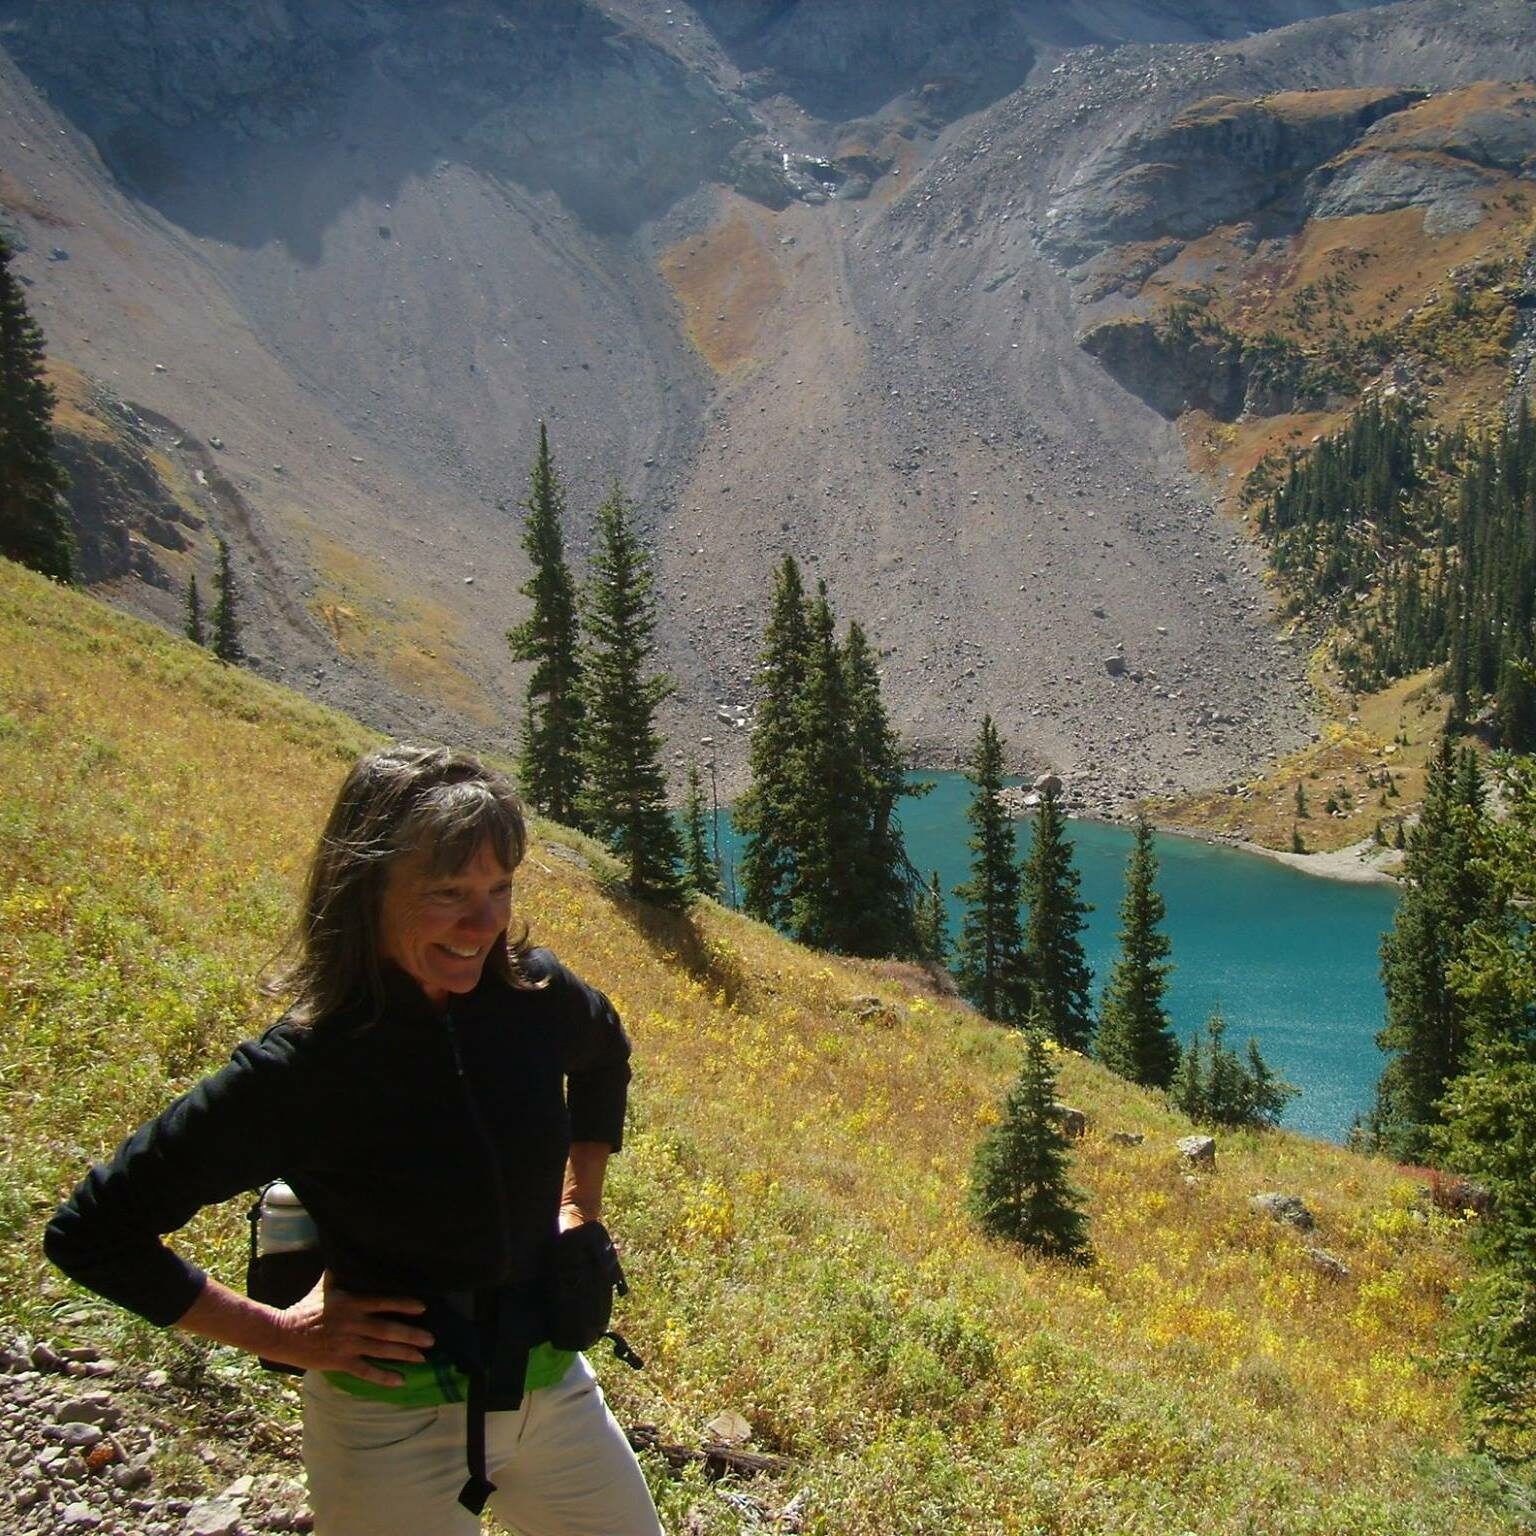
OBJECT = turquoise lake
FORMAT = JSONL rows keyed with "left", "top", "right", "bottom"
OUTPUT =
{"left": 713, "top": 771, "right": 1400, "bottom": 1144}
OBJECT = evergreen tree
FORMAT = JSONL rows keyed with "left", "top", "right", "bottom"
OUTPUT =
{"left": 1170, "top": 1025, "right": 1205, "bottom": 1120}
{"left": 211, "top": 537, "right": 243, "bottom": 664}
{"left": 838, "top": 619, "right": 925, "bottom": 958}
{"left": 507, "top": 423, "right": 585, "bottom": 826}
{"left": 782, "top": 583, "right": 863, "bottom": 949}
{"left": 1021, "top": 785, "right": 1095, "bottom": 1051}
{"left": 1171, "top": 1013, "right": 1295, "bottom": 1128}
{"left": 0, "top": 236, "right": 72, "bottom": 581}
{"left": 1370, "top": 738, "right": 1495, "bottom": 1162}
{"left": 953, "top": 717, "right": 1029, "bottom": 1023}
{"left": 914, "top": 870, "right": 949, "bottom": 967}
{"left": 735, "top": 557, "right": 811, "bottom": 927}
{"left": 681, "top": 759, "right": 722, "bottom": 901}
{"left": 1242, "top": 1037, "right": 1298, "bottom": 1128}
{"left": 1433, "top": 754, "right": 1536, "bottom": 1462}
{"left": 1498, "top": 651, "right": 1536, "bottom": 754}
{"left": 577, "top": 484, "right": 686, "bottom": 907}
{"left": 1097, "top": 816, "right": 1179, "bottom": 1088}
{"left": 738, "top": 564, "right": 926, "bottom": 957}
{"left": 967, "top": 1023, "right": 1091, "bottom": 1261}
{"left": 184, "top": 574, "right": 205, "bottom": 647}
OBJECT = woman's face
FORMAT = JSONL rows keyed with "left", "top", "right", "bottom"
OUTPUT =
{"left": 378, "top": 840, "right": 513, "bottom": 1005}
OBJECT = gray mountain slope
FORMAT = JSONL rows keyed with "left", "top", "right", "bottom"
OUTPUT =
{"left": 1, "top": 0, "right": 1531, "bottom": 806}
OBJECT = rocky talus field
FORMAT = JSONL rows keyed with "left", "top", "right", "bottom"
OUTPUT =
{"left": 0, "top": 0, "right": 1532, "bottom": 810}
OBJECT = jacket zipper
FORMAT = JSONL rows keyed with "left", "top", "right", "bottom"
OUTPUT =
{"left": 443, "top": 1007, "right": 514, "bottom": 1280}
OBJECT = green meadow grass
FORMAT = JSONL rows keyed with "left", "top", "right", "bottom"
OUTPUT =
{"left": 1, "top": 559, "right": 1530, "bottom": 1533}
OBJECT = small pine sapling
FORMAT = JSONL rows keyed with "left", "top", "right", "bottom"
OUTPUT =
{"left": 968, "top": 1024, "right": 1090, "bottom": 1262}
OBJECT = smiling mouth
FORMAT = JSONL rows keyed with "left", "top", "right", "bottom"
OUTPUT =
{"left": 438, "top": 944, "right": 481, "bottom": 959}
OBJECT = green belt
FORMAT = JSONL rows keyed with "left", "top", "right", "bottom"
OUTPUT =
{"left": 325, "top": 1340, "right": 576, "bottom": 1407}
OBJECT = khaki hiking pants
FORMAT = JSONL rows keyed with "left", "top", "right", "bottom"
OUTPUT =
{"left": 302, "top": 1355, "right": 663, "bottom": 1536}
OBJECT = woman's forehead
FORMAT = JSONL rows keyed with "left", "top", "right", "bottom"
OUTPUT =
{"left": 398, "top": 838, "right": 513, "bottom": 882}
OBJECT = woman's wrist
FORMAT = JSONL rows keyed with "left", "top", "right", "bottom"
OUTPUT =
{"left": 176, "top": 1276, "right": 290, "bottom": 1358}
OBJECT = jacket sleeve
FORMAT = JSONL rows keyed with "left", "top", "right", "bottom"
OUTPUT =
{"left": 43, "top": 1034, "right": 295, "bottom": 1327}
{"left": 529, "top": 950, "right": 632, "bottom": 1152}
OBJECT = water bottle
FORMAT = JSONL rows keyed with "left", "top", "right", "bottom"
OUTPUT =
{"left": 255, "top": 1181, "right": 319, "bottom": 1257}
{"left": 247, "top": 1182, "right": 323, "bottom": 1373}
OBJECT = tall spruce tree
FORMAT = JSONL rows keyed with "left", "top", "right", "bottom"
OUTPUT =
{"left": 1371, "top": 738, "right": 1496, "bottom": 1162}
{"left": 0, "top": 236, "right": 72, "bottom": 581}
{"left": 953, "top": 716, "right": 1029, "bottom": 1023}
{"left": 736, "top": 557, "right": 810, "bottom": 927}
{"left": 184, "top": 575, "right": 205, "bottom": 647}
{"left": 507, "top": 423, "right": 586, "bottom": 826}
{"left": 968, "top": 1023, "right": 1091, "bottom": 1261}
{"left": 1021, "top": 785, "right": 1095, "bottom": 1051}
{"left": 783, "top": 582, "right": 864, "bottom": 949}
{"left": 839, "top": 619, "right": 924, "bottom": 958}
{"left": 1097, "top": 816, "right": 1178, "bottom": 1088}
{"left": 577, "top": 484, "right": 686, "bottom": 907}
{"left": 681, "top": 758, "right": 722, "bottom": 901}
{"left": 738, "top": 566, "right": 922, "bottom": 956}
{"left": 211, "top": 537, "right": 244, "bottom": 664}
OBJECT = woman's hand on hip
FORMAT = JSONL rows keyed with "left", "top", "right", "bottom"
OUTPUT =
{"left": 174, "top": 1274, "right": 432, "bottom": 1388}
{"left": 270, "top": 1274, "right": 434, "bottom": 1386}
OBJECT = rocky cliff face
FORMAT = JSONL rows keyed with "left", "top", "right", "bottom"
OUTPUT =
{"left": 0, "top": 0, "right": 748, "bottom": 233}
{"left": 1043, "top": 87, "right": 1426, "bottom": 262}
{"left": 3, "top": 0, "right": 1535, "bottom": 807}
{"left": 1066, "top": 77, "right": 1535, "bottom": 446}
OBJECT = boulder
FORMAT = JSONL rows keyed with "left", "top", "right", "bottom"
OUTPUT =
{"left": 184, "top": 1498, "right": 244, "bottom": 1536}
{"left": 55, "top": 1422, "right": 105, "bottom": 1452}
{"left": 1303, "top": 1246, "right": 1350, "bottom": 1280}
{"left": 1033, "top": 772, "right": 1062, "bottom": 796}
{"left": 726, "top": 140, "right": 796, "bottom": 208}
{"left": 1050, "top": 1103, "right": 1087, "bottom": 1138}
{"left": 55, "top": 1393, "right": 117, "bottom": 1428}
{"left": 849, "top": 996, "right": 897, "bottom": 1028}
{"left": 1251, "top": 1192, "right": 1316, "bottom": 1231}
{"left": 1109, "top": 1130, "right": 1144, "bottom": 1146}
{"left": 1176, "top": 1134, "right": 1216, "bottom": 1167}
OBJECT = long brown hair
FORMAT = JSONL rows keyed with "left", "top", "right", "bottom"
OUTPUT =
{"left": 271, "top": 743, "right": 541, "bottom": 1025}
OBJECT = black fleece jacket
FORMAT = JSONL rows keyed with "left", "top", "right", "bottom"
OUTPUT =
{"left": 44, "top": 950, "right": 631, "bottom": 1327}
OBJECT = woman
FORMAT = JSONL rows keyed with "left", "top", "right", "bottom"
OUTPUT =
{"left": 45, "top": 743, "right": 664, "bottom": 1536}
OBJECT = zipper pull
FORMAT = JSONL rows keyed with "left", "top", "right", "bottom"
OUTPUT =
{"left": 444, "top": 1011, "right": 468, "bottom": 1078}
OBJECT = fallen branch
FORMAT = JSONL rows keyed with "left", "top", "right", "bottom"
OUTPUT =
{"left": 625, "top": 1423, "right": 796, "bottom": 1479}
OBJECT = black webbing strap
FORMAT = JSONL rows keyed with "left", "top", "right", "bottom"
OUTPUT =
{"left": 457, "top": 1364, "right": 495, "bottom": 1514}
{"left": 457, "top": 1291, "right": 499, "bottom": 1514}
{"left": 605, "top": 1330, "right": 645, "bottom": 1370}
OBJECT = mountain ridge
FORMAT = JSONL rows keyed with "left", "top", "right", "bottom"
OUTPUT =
{"left": 1, "top": 0, "right": 1533, "bottom": 811}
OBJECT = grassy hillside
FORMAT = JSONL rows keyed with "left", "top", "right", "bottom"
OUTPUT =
{"left": 1, "top": 559, "right": 1529, "bottom": 1534}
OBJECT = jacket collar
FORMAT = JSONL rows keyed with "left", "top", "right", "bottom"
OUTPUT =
{"left": 377, "top": 961, "right": 503, "bottom": 1027}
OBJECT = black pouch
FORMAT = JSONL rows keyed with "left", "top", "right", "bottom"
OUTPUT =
{"left": 541, "top": 1221, "right": 630, "bottom": 1352}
